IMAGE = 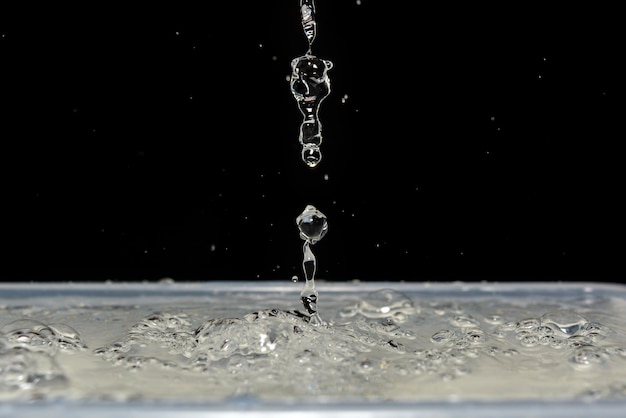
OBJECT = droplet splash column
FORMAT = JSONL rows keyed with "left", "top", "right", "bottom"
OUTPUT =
{"left": 296, "top": 205, "right": 328, "bottom": 325}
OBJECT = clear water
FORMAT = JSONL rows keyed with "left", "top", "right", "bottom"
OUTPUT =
{"left": 290, "top": 0, "right": 333, "bottom": 168}
{"left": 2, "top": 282, "right": 626, "bottom": 403}
{"left": 296, "top": 204, "right": 328, "bottom": 325}
{"left": 299, "top": 0, "right": 317, "bottom": 52}
{"left": 3, "top": 2, "right": 624, "bottom": 410}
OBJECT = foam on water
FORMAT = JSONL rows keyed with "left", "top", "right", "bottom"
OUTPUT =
{"left": 2, "top": 285, "right": 626, "bottom": 403}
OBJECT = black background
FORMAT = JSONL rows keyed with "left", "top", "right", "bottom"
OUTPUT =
{"left": 1, "top": 2, "right": 621, "bottom": 283}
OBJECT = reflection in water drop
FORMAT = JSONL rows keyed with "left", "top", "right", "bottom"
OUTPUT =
{"left": 296, "top": 205, "right": 328, "bottom": 325}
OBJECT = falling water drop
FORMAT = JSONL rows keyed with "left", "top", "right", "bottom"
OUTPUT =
{"left": 290, "top": 55, "right": 333, "bottom": 168}
{"left": 296, "top": 205, "right": 328, "bottom": 325}
{"left": 291, "top": 0, "right": 333, "bottom": 168}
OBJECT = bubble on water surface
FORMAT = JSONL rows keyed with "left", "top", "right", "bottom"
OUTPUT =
{"left": 299, "top": 0, "right": 317, "bottom": 51}
{"left": 431, "top": 330, "right": 456, "bottom": 344}
{"left": 1, "top": 319, "right": 56, "bottom": 353}
{"left": 541, "top": 310, "right": 589, "bottom": 337}
{"left": 341, "top": 289, "right": 418, "bottom": 323}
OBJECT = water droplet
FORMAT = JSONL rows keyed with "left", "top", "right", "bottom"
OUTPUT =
{"left": 290, "top": 55, "right": 333, "bottom": 168}
{"left": 464, "top": 329, "right": 486, "bottom": 345}
{"left": 296, "top": 205, "right": 328, "bottom": 244}
{"left": 291, "top": 275, "right": 299, "bottom": 283}
{"left": 48, "top": 324, "right": 88, "bottom": 351}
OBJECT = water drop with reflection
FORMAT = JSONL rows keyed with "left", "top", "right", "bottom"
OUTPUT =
{"left": 290, "top": 0, "right": 333, "bottom": 168}
{"left": 296, "top": 205, "right": 328, "bottom": 325}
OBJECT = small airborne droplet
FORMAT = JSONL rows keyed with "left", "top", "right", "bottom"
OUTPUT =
{"left": 291, "top": 275, "right": 299, "bottom": 283}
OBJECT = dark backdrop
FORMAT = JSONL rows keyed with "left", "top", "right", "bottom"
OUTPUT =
{"left": 1, "top": 2, "right": 621, "bottom": 283}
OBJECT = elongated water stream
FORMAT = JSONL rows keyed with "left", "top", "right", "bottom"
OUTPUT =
{"left": 290, "top": 0, "right": 333, "bottom": 168}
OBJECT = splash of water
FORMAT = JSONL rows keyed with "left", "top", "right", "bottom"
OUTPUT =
{"left": 296, "top": 205, "right": 328, "bottom": 325}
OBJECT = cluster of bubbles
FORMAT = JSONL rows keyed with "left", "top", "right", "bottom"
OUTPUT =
{"left": 87, "top": 292, "right": 626, "bottom": 400}
{"left": 0, "top": 319, "right": 87, "bottom": 393}
{"left": 92, "top": 312, "right": 197, "bottom": 370}
{"left": 88, "top": 297, "right": 422, "bottom": 398}
{"left": 419, "top": 306, "right": 626, "bottom": 391}
{"left": 2, "top": 293, "right": 626, "bottom": 401}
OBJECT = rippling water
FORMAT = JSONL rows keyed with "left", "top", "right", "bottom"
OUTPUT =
{"left": 1, "top": 281, "right": 626, "bottom": 403}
